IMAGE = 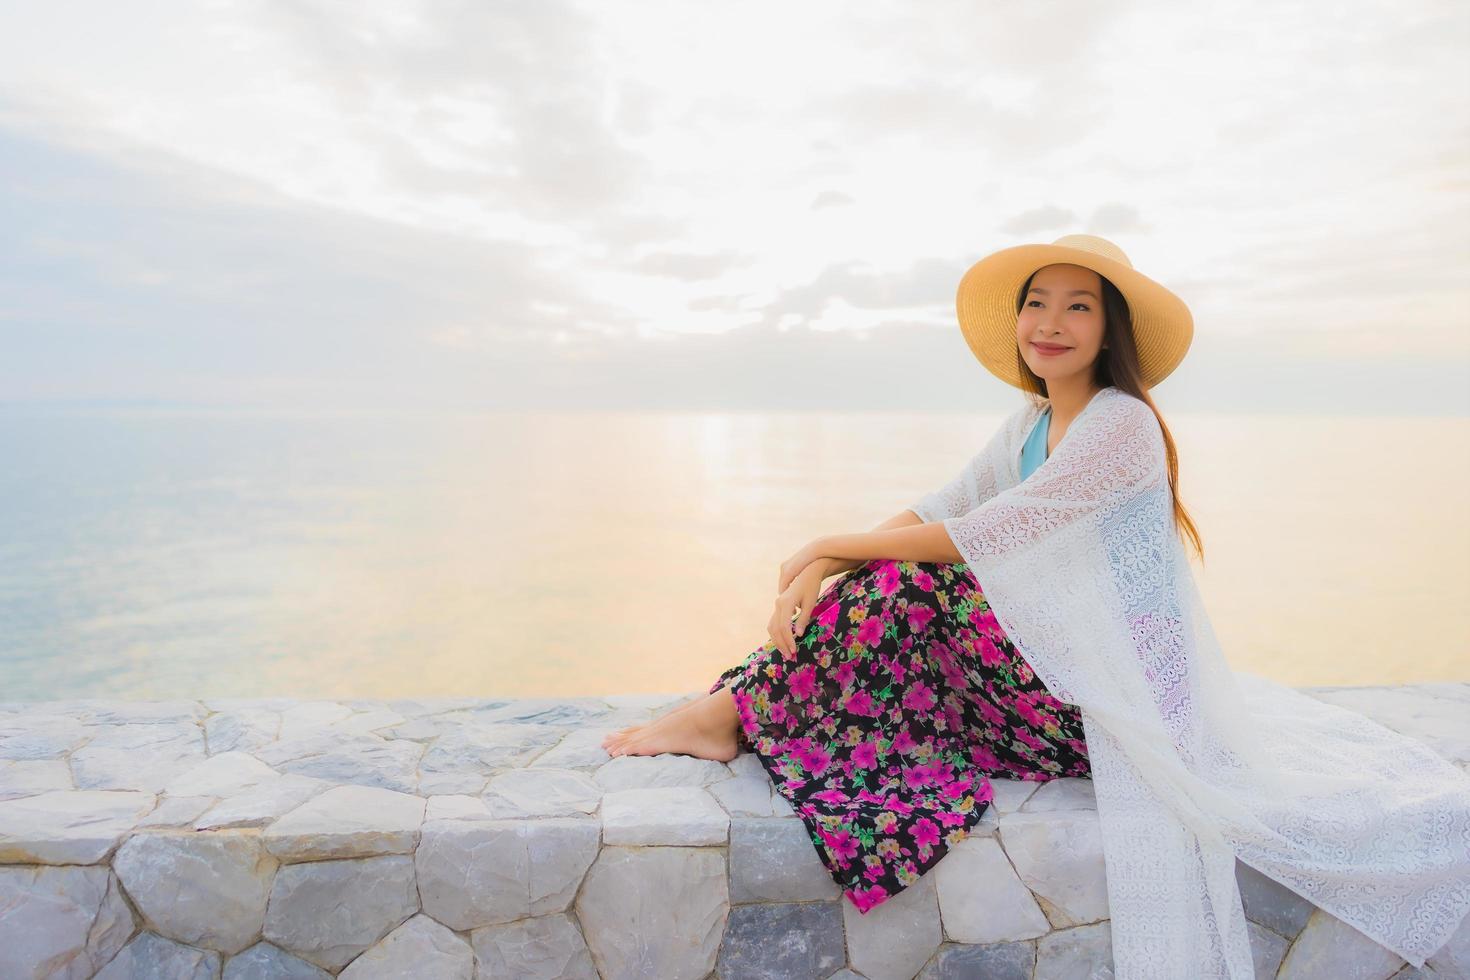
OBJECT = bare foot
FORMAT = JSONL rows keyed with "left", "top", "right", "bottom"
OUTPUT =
{"left": 600, "top": 695, "right": 704, "bottom": 753}
{"left": 605, "top": 692, "right": 740, "bottom": 763}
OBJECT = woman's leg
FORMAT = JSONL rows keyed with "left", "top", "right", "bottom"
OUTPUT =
{"left": 599, "top": 694, "right": 704, "bottom": 752}
{"left": 603, "top": 685, "right": 742, "bottom": 761}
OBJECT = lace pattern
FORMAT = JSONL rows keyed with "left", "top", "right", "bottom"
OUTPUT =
{"left": 930, "top": 385, "right": 1470, "bottom": 979}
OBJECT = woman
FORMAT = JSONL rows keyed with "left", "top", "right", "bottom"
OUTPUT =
{"left": 602, "top": 235, "right": 1470, "bottom": 979}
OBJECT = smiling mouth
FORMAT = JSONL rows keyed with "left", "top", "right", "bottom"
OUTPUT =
{"left": 1031, "top": 342, "right": 1072, "bottom": 352}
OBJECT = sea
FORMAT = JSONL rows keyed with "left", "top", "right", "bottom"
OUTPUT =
{"left": 1, "top": 408, "right": 1465, "bottom": 701}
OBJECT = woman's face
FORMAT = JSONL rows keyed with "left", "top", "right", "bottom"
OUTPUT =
{"left": 1015, "top": 263, "right": 1107, "bottom": 385}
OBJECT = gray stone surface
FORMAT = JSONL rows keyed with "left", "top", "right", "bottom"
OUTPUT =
{"left": 0, "top": 758, "right": 72, "bottom": 801}
{"left": 112, "top": 830, "right": 276, "bottom": 954}
{"left": 469, "top": 912, "right": 599, "bottom": 979}
{"left": 715, "top": 901, "right": 847, "bottom": 980}
{"left": 481, "top": 766, "right": 603, "bottom": 818}
{"left": 222, "top": 941, "right": 332, "bottom": 980}
{"left": 934, "top": 835, "right": 1050, "bottom": 944}
{"left": 416, "top": 817, "right": 600, "bottom": 930}
{"left": 842, "top": 872, "right": 943, "bottom": 980}
{"left": 1236, "top": 859, "right": 1316, "bottom": 938}
{"left": 575, "top": 846, "right": 729, "bottom": 980}
{"left": 93, "top": 932, "right": 221, "bottom": 980}
{"left": 261, "top": 784, "right": 425, "bottom": 860}
{"left": 919, "top": 940, "right": 1036, "bottom": 980}
{"left": 2, "top": 684, "right": 1467, "bottom": 979}
{"left": 0, "top": 789, "right": 157, "bottom": 863}
{"left": 261, "top": 855, "right": 419, "bottom": 971}
{"left": 1250, "top": 920, "right": 1290, "bottom": 980}
{"left": 601, "top": 785, "right": 729, "bottom": 845}
{"left": 1278, "top": 908, "right": 1407, "bottom": 980}
{"left": 1035, "top": 920, "right": 1114, "bottom": 980}
{"left": 337, "top": 913, "right": 473, "bottom": 979}
{"left": 998, "top": 810, "right": 1110, "bottom": 928}
{"left": 1018, "top": 777, "right": 1097, "bottom": 812}
{"left": 729, "top": 816, "right": 842, "bottom": 903}
{"left": 0, "top": 865, "right": 133, "bottom": 980}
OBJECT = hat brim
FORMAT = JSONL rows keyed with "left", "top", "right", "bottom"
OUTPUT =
{"left": 955, "top": 243, "right": 1194, "bottom": 391}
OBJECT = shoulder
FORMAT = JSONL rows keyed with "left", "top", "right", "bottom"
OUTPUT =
{"left": 1101, "top": 387, "right": 1154, "bottom": 424}
{"left": 1095, "top": 388, "right": 1166, "bottom": 456}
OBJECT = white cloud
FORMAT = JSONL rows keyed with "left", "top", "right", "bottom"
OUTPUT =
{"left": 0, "top": 0, "right": 1466, "bottom": 413}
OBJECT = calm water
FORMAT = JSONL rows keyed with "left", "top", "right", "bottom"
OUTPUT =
{"left": 1, "top": 409, "right": 1466, "bottom": 700}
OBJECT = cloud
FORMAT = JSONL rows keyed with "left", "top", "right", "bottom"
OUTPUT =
{"left": 0, "top": 0, "right": 1465, "bottom": 415}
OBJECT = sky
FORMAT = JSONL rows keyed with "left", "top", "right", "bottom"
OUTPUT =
{"left": 1, "top": 0, "right": 1467, "bottom": 415}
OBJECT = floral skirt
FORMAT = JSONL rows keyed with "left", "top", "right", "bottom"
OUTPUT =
{"left": 708, "top": 558, "right": 1091, "bottom": 915}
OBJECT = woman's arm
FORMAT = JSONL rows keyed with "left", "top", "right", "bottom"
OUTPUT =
{"left": 817, "top": 509, "right": 930, "bottom": 579}
{"left": 813, "top": 520, "right": 965, "bottom": 570}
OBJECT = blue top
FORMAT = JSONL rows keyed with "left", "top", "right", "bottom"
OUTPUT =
{"left": 1019, "top": 407, "right": 1051, "bottom": 480}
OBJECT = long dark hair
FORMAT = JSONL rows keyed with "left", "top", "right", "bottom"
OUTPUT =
{"left": 1013, "top": 268, "right": 1205, "bottom": 563}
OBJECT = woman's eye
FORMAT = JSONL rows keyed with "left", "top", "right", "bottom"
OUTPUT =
{"left": 1026, "top": 300, "right": 1090, "bottom": 311}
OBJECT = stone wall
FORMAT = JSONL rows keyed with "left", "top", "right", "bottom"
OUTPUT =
{"left": 0, "top": 683, "right": 1467, "bottom": 979}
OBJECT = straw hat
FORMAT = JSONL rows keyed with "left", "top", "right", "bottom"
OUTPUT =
{"left": 954, "top": 234, "right": 1194, "bottom": 390}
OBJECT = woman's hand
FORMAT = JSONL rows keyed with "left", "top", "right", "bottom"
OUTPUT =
{"left": 768, "top": 560, "right": 830, "bottom": 658}
{"left": 777, "top": 538, "right": 828, "bottom": 595}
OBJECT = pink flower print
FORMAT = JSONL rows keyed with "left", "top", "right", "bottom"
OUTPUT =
{"left": 937, "top": 773, "right": 973, "bottom": 802}
{"left": 832, "top": 659, "right": 856, "bottom": 689}
{"left": 1012, "top": 726, "right": 1045, "bottom": 752}
{"left": 900, "top": 680, "right": 937, "bottom": 714}
{"left": 913, "top": 567, "right": 935, "bottom": 592}
{"left": 843, "top": 687, "right": 878, "bottom": 718}
{"left": 812, "top": 787, "right": 851, "bottom": 805}
{"left": 851, "top": 740, "right": 879, "bottom": 770}
{"left": 884, "top": 794, "right": 917, "bottom": 817}
{"left": 967, "top": 604, "right": 997, "bottom": 630}
{"left": 969, "top": 743, "right": 1001, "bottom": 770}
{"left": 906, "top": 603, "right": 936, "bottom": 634}
{"left": 788, "top": 664, "right": 818, "bottom": 701}
{"left": 939, "top": 661, "right": 968, "bottom": 692}
{"left": 817, "top": 601, "right": 841, "bottom": 633}
{"left": 890, "top": 728, "right": 919, "bottom": 755}
{"left": 975, "top": 697, "right": 1006, "bottom": 727}
{"left": 818, "top": 825, "right": 860, "bottom": 865}
{"left": 733, "top": 689, "right": 760, "bottom": 731}
{"left": 878, "top": 654, "right": 908, "bottom": 684}
{"left": 1014, "top": 695, "right": 1046, "bottom": 727}
{"left": 768, "top": 699, "right": 790, "bottom": 726}
{"left": 976, "top": 633, "right": 1008, "bottom": 668}
{"left": 903, "top": 760, "right": 943, "bottom": 790}
{"left": 974, "top": 779, "right": 995, "bottom": 805}
{"left": 911, "top": 817, "right": 940, "bottom": 850}
{"left": 856, "top": 616, "right": 886, "bottom": 648}
{"left": 848, "top": 883, "right": 890, "bottom": 913}
{"left": 874, "top": 811, "right": 898, "bottom": 833}
{"left": 1015, "top": 659, "right": 1034, "bottom": 683}
{"left": 876, "top": 560, "right": 903, "bottom": 597}
{"left": 795, "top": 742, "right": 834, "bottom": 777}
